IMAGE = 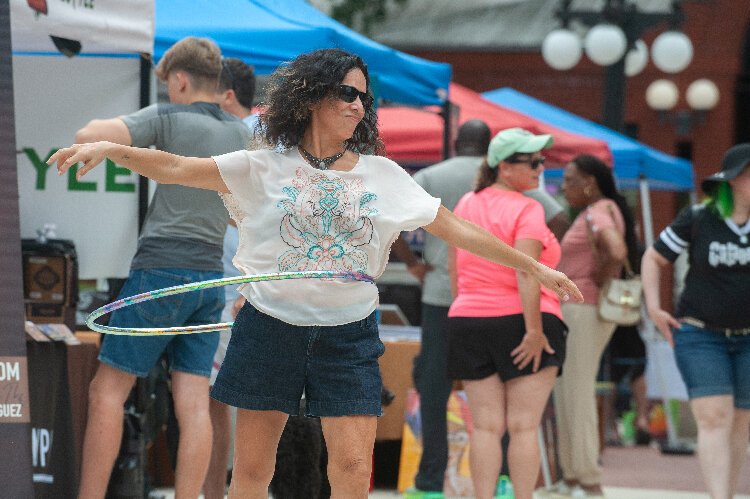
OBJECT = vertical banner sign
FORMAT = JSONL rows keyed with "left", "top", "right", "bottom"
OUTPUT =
{"left": 0, "top": 0, "right": 35, "bottom": 496}
{"left": 14, "top": 55, "right": 142, "bottom": 279}
{"left": 27, "top": 343, "right": 77, "bottom": 498}
{"left": 11, "top": 0, "right": 154, "bottom": 279}
{"left": 0, "top": 357, "right": 30, "bottom": 423}
{"left": 10, "top": 0, "right": 154, "bottom": 54}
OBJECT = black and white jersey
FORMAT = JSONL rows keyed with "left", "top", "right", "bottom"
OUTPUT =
{"left": 653, "top": 204, "right": 750, "bottom": 328}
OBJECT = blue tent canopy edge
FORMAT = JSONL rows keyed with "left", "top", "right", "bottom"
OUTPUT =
{"left": 154, "top": 0, "right": 452, "bottom": 107}
{"left": 482, "top": 87, "right": 694, "bottom": 192}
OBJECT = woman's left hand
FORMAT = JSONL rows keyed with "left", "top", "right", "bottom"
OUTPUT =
{"left": 511, "top": 332, "right": 555, "bottom": 372}
{"left": 534, "top": 264, "right": 584, "bottom": 303}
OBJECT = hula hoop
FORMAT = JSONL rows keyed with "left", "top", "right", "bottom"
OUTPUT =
{"left": 86, "top": 270, "right": 374, "bottom": 336}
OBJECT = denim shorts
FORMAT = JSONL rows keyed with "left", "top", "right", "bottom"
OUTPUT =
{"left": 98, "top": 268, "right": 223, "bottom": 378}
{"left": 211, "top": 303, "right": 384, "bottom": 417}
{"left": 673, "top": 322, "right": 750, "bottom": 409}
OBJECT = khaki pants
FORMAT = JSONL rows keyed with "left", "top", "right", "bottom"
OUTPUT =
{"left": 553, "top": 303, "right": 616, "bottom": 486}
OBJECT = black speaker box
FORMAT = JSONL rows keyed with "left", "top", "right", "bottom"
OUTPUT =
{"left": 22, "top": 239, "right": 79, "bottom": 331}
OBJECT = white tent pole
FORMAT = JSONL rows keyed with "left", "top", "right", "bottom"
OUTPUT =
{"left": 639, "top": 175, "right": 690, "bottom": 452}
{"left": 639, "top": 176, "right": 654, "bottom": 248}
{"left": 538, "top": 427, "right": 552, "bottom": 488}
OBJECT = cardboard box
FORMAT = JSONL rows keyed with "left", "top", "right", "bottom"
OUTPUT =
{"left": 376, "top": 340, "right": 420, "bottom": 441}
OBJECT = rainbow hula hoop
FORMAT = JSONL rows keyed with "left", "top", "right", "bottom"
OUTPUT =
{"left": 86, "top": 270, "right": 374, "bottom": 336}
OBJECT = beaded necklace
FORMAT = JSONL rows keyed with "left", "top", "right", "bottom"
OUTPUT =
{"left": 298, "top": 146, "right": 345, "bottom": 170}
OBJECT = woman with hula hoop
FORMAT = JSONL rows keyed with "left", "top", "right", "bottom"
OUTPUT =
{"left": 50, "top": 48, "right": 582, "bottom": 499}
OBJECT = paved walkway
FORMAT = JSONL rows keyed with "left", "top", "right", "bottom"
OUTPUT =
{"left": 600, "top": 444, "right": 750, "bottom": 495}
{"left": 152, "top": 442, "right": 750, "bottom": 498}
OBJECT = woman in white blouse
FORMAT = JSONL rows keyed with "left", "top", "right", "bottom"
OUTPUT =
{"left": 50, "top": 48, "right": 582, "bottom": 499}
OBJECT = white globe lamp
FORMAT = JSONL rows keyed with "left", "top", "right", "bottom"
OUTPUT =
{"left": 624, "top": 39, "right": 649, "bottom": 77}
{"left": 645, "top": 79, "right": 680, "bottom": 111}
{"left": 651, "top": 31, "right": 693, "bottom": 73}
{"left": 584, "top": 23, "right": 627, "bottom": 66}
{"left": 686, "top": 79, "right": 720, "bottom": 111}
{"left": 542, "top": 29, "right": 583, "bottom": 70}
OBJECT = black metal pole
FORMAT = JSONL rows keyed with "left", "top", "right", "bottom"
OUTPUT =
{"left": 441, "top": 100, "right": 452, "bottom": 160}
{"left": 138, "top": 55, "right": 151, "bottom": 234}
{"left": 602, "top": 57, "right": 627, "bottom": 133}
{"left": 0, "top": 0, "right": 35, "bottom": 494}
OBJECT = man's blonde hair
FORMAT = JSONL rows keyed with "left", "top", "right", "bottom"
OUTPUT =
{"left": 155, "top": 37, "right": 222, "bottom": 92}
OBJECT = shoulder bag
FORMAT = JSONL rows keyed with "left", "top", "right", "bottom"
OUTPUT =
{"left": 586, "top": 203, "right": 642, "bottom": 326}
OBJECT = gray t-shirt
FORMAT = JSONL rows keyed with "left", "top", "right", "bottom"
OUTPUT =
{"left": 122, "top": 102, "right": 251, "bottom": 271}
{"left": 412, "top": 156, "right": 483, "bottom": 306}
{"left": 524, "top": 187, "right": 564, "bottom": 223}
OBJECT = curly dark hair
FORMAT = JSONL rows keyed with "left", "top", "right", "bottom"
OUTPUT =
{"left": 572, "top": 154, "right": 641, "bottom": 271}
{"left": 259, "top": 48, "right": 384, "bottom": 155}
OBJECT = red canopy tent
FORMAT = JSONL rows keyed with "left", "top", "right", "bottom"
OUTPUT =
{"left": 378, "top": 83, "right": 612, "bottom": 167}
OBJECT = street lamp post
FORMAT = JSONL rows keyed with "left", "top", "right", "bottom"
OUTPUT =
{"left": 542, "top": 0, "right": 702, "bottom": 457}
{"left": 542, "top": 0, "right": 691, "bottom": 133}
{"left": 646, "top": 78, "right": 720, "bottom": 135}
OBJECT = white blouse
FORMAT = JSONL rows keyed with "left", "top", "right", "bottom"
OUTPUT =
{"left": 214, "top": 148, "right": 440, "bottom": 326}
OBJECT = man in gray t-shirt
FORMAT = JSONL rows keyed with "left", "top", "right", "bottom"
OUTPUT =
{"left": 73, "top": 37, "right": 251, "bottom": 498}
{"left": 392, "top": 120, "right": 491, "bottom": 495}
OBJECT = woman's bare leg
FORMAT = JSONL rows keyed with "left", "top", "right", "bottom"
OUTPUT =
{"left": 505, "top": 367, "right": 558, "bottom": 499}
{"left": 691, "top": 396, "right": 734, "bottom": 499}
{"left": 320, "top": 415, "right": 378, "bottom": 499}
{"left": 462, "top": 375, "right": 506, "bottom": 499}
{"left": 228, "top": 409, "right": 288, "bottom": 499}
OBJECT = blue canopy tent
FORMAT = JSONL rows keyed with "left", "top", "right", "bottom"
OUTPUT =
{"left": 482, "top": 87, "right": 696, "bottom": 245}
{"left": 154, "top": 0, "right": 452, "bottom": 107}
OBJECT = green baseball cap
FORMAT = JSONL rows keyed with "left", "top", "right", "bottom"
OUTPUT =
{"left": 487, "top": 127, "right": 554, "bottom": 168}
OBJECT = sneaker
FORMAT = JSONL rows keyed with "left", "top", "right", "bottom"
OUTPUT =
{"left": 536, "top": 480, "right": 575, "bottom": 498}
{"left": 570, "top": 485, "right": 604, "bottom": 498}
{"left": 403, "top": 488, "right": 445, "bottom": 499}
{"left": 495, "top": 474, "right": 514, "bottom": 498}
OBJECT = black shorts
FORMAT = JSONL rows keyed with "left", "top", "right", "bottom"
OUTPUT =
{"left": 447, "top": 313, "right": 567, "bottom": 382}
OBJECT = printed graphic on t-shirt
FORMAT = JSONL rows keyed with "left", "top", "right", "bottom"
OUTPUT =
{"left": 276, "top": 168, "right": 377, "bottom": 272}
{"left": 708, "top": 241, "right": 750, "bottom": 266}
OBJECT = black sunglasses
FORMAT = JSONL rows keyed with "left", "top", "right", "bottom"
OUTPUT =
{"left": 337, "top": 84, "right": 373, "bottom": 106}
{"left": 506, "top": 155, "right": 545, "bottom": 170}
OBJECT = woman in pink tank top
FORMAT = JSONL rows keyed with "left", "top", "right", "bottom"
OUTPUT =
{"left": 447, "top": 128, "right": 567, "bottom": 499}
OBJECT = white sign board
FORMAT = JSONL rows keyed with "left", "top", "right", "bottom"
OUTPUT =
{"left": 14, "top": 55, "right": 142, "bottom": 278}
{"left": 11, "top": 0, "right": 154, "bottom": 55}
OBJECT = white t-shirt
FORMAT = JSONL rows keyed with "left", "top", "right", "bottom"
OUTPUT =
{"left": 213, "top": 148, "right": 441, "bottom": 326}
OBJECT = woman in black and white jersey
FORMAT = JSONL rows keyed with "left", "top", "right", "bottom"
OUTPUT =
{"left": 642, "top": 143, "right": 750, "bottom": 499}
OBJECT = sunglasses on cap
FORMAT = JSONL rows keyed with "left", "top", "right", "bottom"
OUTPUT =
{"left": 337, "top": 84, "right": 373, "bottom": 106}
{"left": 505, "top": 155, "right": 545, "bottom": 170}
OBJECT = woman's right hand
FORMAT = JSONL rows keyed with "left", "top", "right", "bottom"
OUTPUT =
{"left": 648, "top": 308, "right": 680, "bottom": 346}
{"left": 511, "top": 332, "right": 555, "bottom": 372}
{"left": 48, "top": 141, "right": 115, "bottom": 179}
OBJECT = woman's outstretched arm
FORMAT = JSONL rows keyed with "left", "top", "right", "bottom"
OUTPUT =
{"left": 47, "top": 140, "right": 229, "bottom": 193}
{"left": 424, "top": 206, "right": 583, "bottom": 303}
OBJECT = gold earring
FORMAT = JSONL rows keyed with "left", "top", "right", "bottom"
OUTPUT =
{"left": 584, "top": 186, "right": 592, "bottom": 197}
